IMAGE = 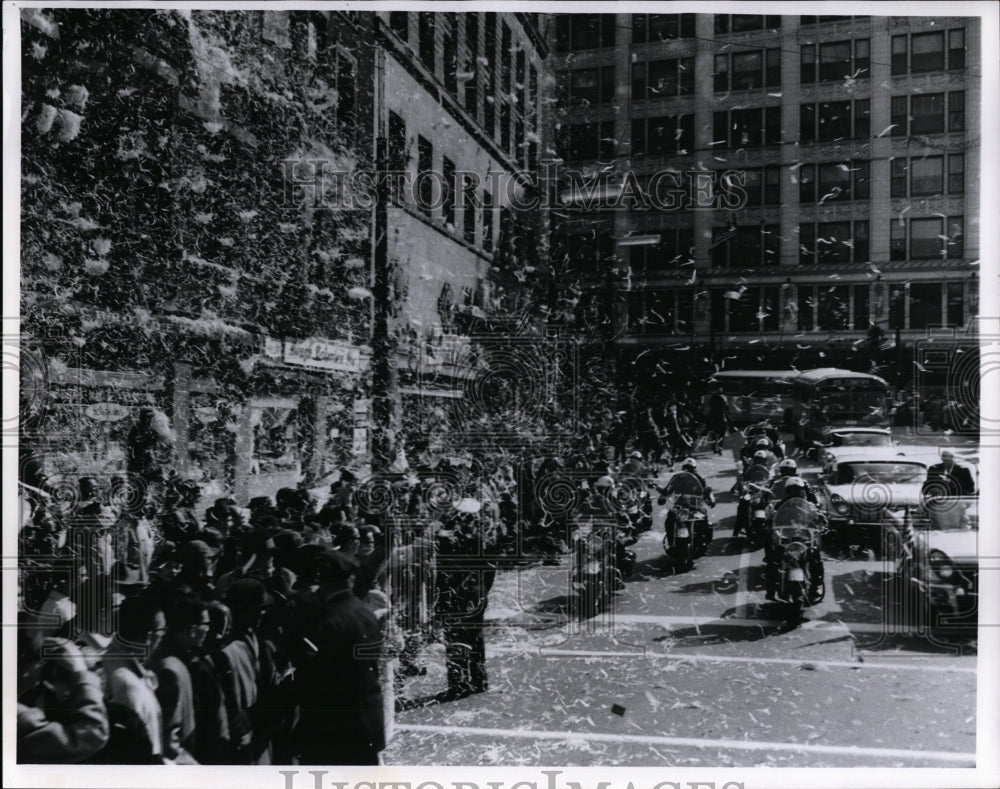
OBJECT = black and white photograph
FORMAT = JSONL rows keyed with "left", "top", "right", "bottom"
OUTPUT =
{"left": 5, "top": 2, "right": 999, "bottom": 786}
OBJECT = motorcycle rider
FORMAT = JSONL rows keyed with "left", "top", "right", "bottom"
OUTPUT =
{"left": 769, "top": 458, "right": 818, "bottom": 503}
{"left": 764, "top": 477, "right": 825, "bottom": 601}
{"left": 658, "top": 458, "right": 715, "bottom": 549}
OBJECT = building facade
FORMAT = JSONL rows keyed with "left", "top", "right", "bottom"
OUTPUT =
{"left": 550, "top": 13, "right": 980, "bottom": 379}
{"left": 20, "top": 9, "right": 377, "bottom": 503}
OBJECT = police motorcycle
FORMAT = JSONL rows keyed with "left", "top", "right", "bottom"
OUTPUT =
{"left": 659, "top": 464, "right": 714, "bottom": 572}
{"left": 594, "top": 476, "right": 639, "bottom": 580}
{"left": 764, "top": 484, "right": 827, "bottom": 621}
{"left": 571, "top": 518, "right": 618, "bottom": 619}
{"left": 734, "top": 462, "right": 773, "bottom": 547}
{"left": 740, "top": 422, "right": 785, "bottom": 471}
{"left": 613, "top": 471, "right": 654, "bottom": 536}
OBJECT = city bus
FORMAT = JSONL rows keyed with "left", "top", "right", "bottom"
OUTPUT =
{"left": 788, "top": 368, "right": 892, "bottom": 446}
{"left": 705, "top": 370, "right": 800, "bottom": 427}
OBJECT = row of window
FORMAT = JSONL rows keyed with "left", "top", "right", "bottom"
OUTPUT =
{"left": 714, "top": 49, "right": 781, "bottom": 92}
{"left": 713, "top": 107, "right": 782, "bottom": 147}
{"left": 714, "top": 15, "right": 783, "bottom": 34}
{"left": 800, "top": 39, "right": 870, "bottom": 84}
{"left": 391, "top": 12, "right": 539, "bottom": 169}
{"left": 891, "top": 92, "right": 965, "bottom": 136}
{"left": 630, "top": 115, "right": 695, "bottom": 157}
{"left": 892, "top": 30, "right": 966, "bottom": 75}
{"left": 798, "top": 161, "right": 870, "bottom": 204}
{"left": 626, "top": 280, "right": 966, "bottom": 336}
{"left": 890, "top": 217, "right": 964, "bottom": 261}
{"left": 800, "top": 99, "right": 870, "bottom": 143}
{"left": 633, "top": 58, "right": 695, "bottom": 99}
{"left": 891, "top": 155, "right": 965, "bottom": 197}
{"left": 389, "top": 111, "right": 497, "bottom": 252}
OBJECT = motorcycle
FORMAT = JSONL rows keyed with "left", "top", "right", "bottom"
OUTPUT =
{"left": 660, "top": 472, "right": 713, "bottom": 572}
{"left": 572, "top": 522, "right": 616, "bottom": 619}
{"left": 766, "top": 498, "right": 827, "bottom": 621}
{"left": 616, "top": 474, "right": 654, "bottom": 535}
{"left": 734, "top": 463, "right": 772, "bottom": 547}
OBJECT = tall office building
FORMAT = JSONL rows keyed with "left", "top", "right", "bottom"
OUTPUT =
{"left": 550, "top": 13, "right": 980, "bottom": 375}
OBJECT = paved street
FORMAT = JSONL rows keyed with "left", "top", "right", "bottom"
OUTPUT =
{"left": 386, "top": 434, "right": 978, "bottom": 767}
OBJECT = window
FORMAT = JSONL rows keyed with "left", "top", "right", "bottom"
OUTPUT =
{"left": 818, "top": 285, "right": 850, "bottom": 331}
{"left": 890, "top": 96, "right": 907, "bottom": 137}
{"left": 389, "top": 11, "right": 408, "bottom": 41}
{"left": 891, "top": 35, "right": 908, "bottom": 74}
{"left": 716, "top": 49, "right": 780, "bottom": 91}
{"left": 715, "top": 108, "right": 780, "bottom": 147}
{"left": 946, "top": 282, "right": 964, "bottom": 326}
{"left": 798, "top": 286, "right": 815, "bottom": 331}
{"left": 949, "top": 29, "right": 966, "bottom": 70}
{"left": 739, "top": 167, "right": 780, "bottom": 207}
{"left": 947, "top": 216, "right": 964, "bottom": 259}
{"left": 819, "top": 41, "right": 851, "bottom": 82}
{"left": 556, "top": 14, "right": 615, "bottom": 51}
{"left": 948, "top": 155, "right": 964, "bottom": 194}
{"left": 334, "top": 50, "right": 356, "bottom": 136}
{"left": 911, "top": 218, "right": 943, "bottom": 259}
{"left": 636, "top": 58, "right": 695, "bottom": 98}
{"left": 500, "top": 102, "right": 510, "bottom": 153}
{"left": 949, "top": 92, "right": 965, "bottom": 131}
{"left": 910, "top": 156, "right": 943, "bottom": 196}
{"left": 818, "top": 101, "right": 851, "bottom": 141}
{"left": 631, "top": 115, "right": 693, "bottom": 156}
{"left": 442, "top": 157, "right": 456, "bottom": 227}
{"left": 482, "top": 191, "right": 494, "bottom": 251}
{"left": 634, "top": 14, "right": 695, "bottom": 43}
{"left": 911, "top": 32, "right": 945, "bottom": 73}
{"left": 465, "top": 15, "right": 479, "bottom": 116}
{"left": 890, "top": 159, "right": 906, "bottom": 198}
{"left": 712, "top": 224, "right": 778, "bottom": 268}
{"left": 911, "top": 93, "right": 945, "bottom": 135}
{"left": 890, "top": 220, "right": 906, "bottom": 261}
{"left": 567, "top": 66, "right": 614, "bottom": 104}
{"left": 801, "top": 102, "right": 868, "bottom": 142}
{"left": 418, "top": 12, "right": 435, "bottom": 72}
{"left": 463, "top": 177, "right": 476, "bottom": 244}
{"left": 854, "top": 99, "right": 870, "bottom": 139}
{"left": 417, "top": 136, "right": 433, "bottom": 214}
{"left": 819, "top": 163, "right": 850, "bottom": 202}
{"left": 387, "top": 111, "right": 407, "bottom": 177}
{"left": 484, "top": 15, "right": 496, "bottom": 135}
{"left": 799, "top": 221, "right": 867, "bottom": 263}
{"left": 715, "top": 15, "right": 780, "bottom": 34}
{"left": 909, "top": 283, "right": 942, "bottom": 330}
{"left": 501, "top": 23, "right": 511, "bottom": 92}
{"left": 562, "top": 122, "right": 614, "bottom": 161}
{"left": 853, "top": 285, "right": 871, "bottom": 330}
{"left": 443, "top": 14, "right": 458, "bottom": 94}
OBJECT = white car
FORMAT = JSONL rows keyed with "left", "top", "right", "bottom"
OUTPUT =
{"left": 886, "top": 496, "right": 978, "bottom": 629}
{"left": 816, "top": 452, "right": 937, "bottom": 556}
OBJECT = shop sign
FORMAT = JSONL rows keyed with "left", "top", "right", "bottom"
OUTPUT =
{"left": 84, "top": 402, "right": 131, "bottom": 422}
{"left": 281, "top": 338, "right": 368, "bottom": 373}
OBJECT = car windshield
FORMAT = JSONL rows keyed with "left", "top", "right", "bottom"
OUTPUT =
{"left": 835, "top": 462, "right": 926, "bottom": 485}
{"left": 831, "top": 431, "right": 892, "bottom": 447}
{"left": 918, "top": 497, "right": 979, "bottom": 531}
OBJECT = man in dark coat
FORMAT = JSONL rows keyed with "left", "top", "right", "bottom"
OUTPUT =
{"left": 292, "top": 550, "right": 385, "bottom": 765}
{"left": 923, "top": 450, "right": 976, "bottom": 497}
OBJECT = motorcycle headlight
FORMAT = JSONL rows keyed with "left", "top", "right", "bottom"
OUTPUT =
{"left": 786, "top": 541, "right": 808, "bottom": 561}
{"left": 830, "top": 494, "right": 850, "bottom": 516}
{"left": 928, "top": 550, "right": 955, "bottom": 580}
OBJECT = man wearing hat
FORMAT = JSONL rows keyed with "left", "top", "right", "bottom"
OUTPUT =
{"left": 175, "top": 540, "right": 219, "bottom": 600}
{"left": 924, "top": 450, "right": 976, "bottom": 497}
{"left": 292, "top": 550, "right": 385, "bottom": 765}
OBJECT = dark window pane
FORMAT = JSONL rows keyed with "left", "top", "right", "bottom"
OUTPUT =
{"left": 948, "top": 154, "right": 964, "bottom": 194}
{"left": 947, "top": 216, "right": 964, "bottom": 259}
{"left": 801, "top": 44, "right": 816, "bottom": 84}
{"left": 649, "top": 59, "right": 678, "bottom": 97}
{"left": 855, "top": 39, "right": 870, "bottom": 75}
{"left": 909, "top": 283, "right": 942, "bottom": 329}
{"left": 891, "top": 35, "right": 908, "bottom": 74}
{"left": 853, "top": 161, "right": 870, "bottom": 200}
{"left": 681, "top": 15, "right": 696, "bottom": 38}
{"left": 817, "top": 221, "right": 852, "bottom": 263}
{"left": 911, "top": 31, "right": 945, "bottom": 73}
{"left": 910, "top": 156, "right": 943, "bottom": 195}
{"left": 891, "top": 159, "right": 907, "bottom": 198}
{"left": 818, "top": 162, "right": 850, "bottom": 202}
{"left": 714, "top": 54, "right": 730, "bottom": 92}
{"left": 634, "top": 62, "right": 648, "bottom": 99}
{"left": 799, "top": 223, "right": 816, "bottom": 264}
{"left": 631, "top": 119, "right": 646, "bottom": 156}
{"left": 800, "top": 164, "right": 816, "bottom": 203}
{"left": 632, "top": 14, "right": 647, "bottom": 44}
{"left": 946, "top": 282, "right": 964, "bottom": 326}
{"left": 818, "top": 285, "right": 850, "bottom": 330}
{"left": 890, "top": 220, "right": 906, "bottom": 261}
{"left": 714, "top": 15, "right": 729, "bottom": 35}
{"left": 819, "top": 41, "right": 851, "bottom": 82}
{"left": 733, "top": 51, "right": 763, "bottom": 90}
{"left": 949, "top": 91, "right": 965, "bottom": 131}
{"left": 732, "top": 15, "right": 764, "bottom": 32}
{"left": 891, "top": 96, "right": 908, "bottom": 136}
{"left": 800, "top": 103, "right": 816, "bottom": 142}
{"left": 818, "top": 101, "right": 851, "bottom": 141}
{"left": 600, "top": 66, "right": 615, "bottom": 103}
{"left": 764, "top": 166, "right": 780, "bottom": 204}
{"left": 853, "top": 285, "right": 870, "bottom": 330}
{"left": 419, "top": 12, "right": 435, "bottom": 71}
{"left": 679, "top": 57, "right": 695, "bottom": 94}
{"left": 854, "top": 220, "right": 869, "bottom": 262}
{"left": 766, "top": 48, "right": 781, "bottom": 87}
{"left": 912, "top": 93, "right": 945, "bottom": 134}
{"left": 798, "top": 286, "right": 815, "bottom": 331}
{"left": 889, "top": 284, "right": 906, "bottom": 328}
{"left": 854, "top": 99, "right": 870, "bottom": 139}
{"left": 949, "top": 29, "right": 966, "bottom": 70}
{"left": 910, "top": 217, "right": 943, "bottom": 259}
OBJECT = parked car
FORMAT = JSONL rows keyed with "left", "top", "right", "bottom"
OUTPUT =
{"left": 885, "top": 496, "right": 978, "bottom": 631}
